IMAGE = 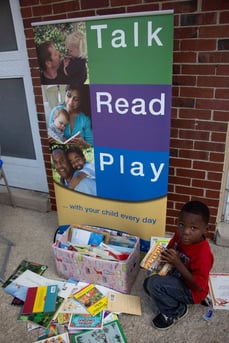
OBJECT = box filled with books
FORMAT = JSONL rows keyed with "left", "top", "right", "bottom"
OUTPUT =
{"left": 52, "top": 224, "right": 140, "bottom": 293}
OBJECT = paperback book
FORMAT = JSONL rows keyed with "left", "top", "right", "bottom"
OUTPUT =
{"left": 209, "top": 273, "right": 229, "bottom": 310}
{"left": 22, "top": 284, "right": 58, "bottom": 314}
{"left": 140, "top": 241, "right": 171, "bottom": 276}
{"left": 68, "top": 311, "right": 103, "bottom": 333}
{"left": 70, "top": 319, "right": 127, "bottom": 343}
{"left": 18, "top": 296, "right": 65, "bottom": 328}
{"left": 73, "top": 284, "right": 108, "bottom": 316}
{"left": 33, "top": 332, "right": 70, "bottom": 343}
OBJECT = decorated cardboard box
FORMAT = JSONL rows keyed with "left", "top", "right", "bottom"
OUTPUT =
{"left": 52, "top": 225, "right": 140, "bottom": 293}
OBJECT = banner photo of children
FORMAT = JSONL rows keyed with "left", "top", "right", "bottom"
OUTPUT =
{"left": 33, "top": 12, "right": 174, "bottom": 251}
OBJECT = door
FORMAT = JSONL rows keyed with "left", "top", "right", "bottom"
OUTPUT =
{"left": 0, "top": 0, "right": 48, "bottom": 192}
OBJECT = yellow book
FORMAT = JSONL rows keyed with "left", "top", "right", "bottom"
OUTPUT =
{"left": 73, "top": 284, "right": 108, "bottom": 316}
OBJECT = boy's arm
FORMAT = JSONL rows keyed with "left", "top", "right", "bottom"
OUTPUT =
{"left": 161, "top": 249, "right": 202, "bottom": 290}
{"left": 68, "top": 171, "right": 87, "bottom": 190}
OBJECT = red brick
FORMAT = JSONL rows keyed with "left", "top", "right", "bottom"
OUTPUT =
{"left": 220, "top": 11, "right": 229, "bottom": 23}
{"left": 169, "top": 176, "right": 191, "bottom": 186}
{"left": 180, "top": 87, "right": 213, "bottom": 98}
{"left": 53, "top": 1, "right": 79, "bottom": 13}
{"left": 202, "top": 0, "right": 229, "bottom": 11}
{"left": 208, "top": 172, "right": 223, "bottom": 181}
{"left": 32, "top": 5, "right": 53, "bottom": 17}
{"left": 215, "top": 88, "right": 229, "bottom": 99}
{"left": 200, "top": 25, "right": 229, "bottom": 38}
{"left": 174, "top": 27, "right": 198, "bottom": 39}
{"left": 173, "top": 51, "right": 197, "bottom": 62}
{"left": 192, "top": 179, "right": 221, "bottom": 190}
{"left": 173, "top": 97, "right": 195, "bottom": 108}
{"left": 198, "top": 75, "right": 229, "bottom": 88}
{"left": 173, "top": 75, "right": 196, "bottom": 86}
{"left": 196, "top": 98, "right": 229, "bottom": 111}
{"left": 176, "top": 169, "right": 206, "bottom": 179}
{"left": 213, "top": 111, "right": 229, "bottom": 122}
{"left": 199, "top": 52, "right": 229, "bottom": 63}
{"left": 175, "top": 185, "right": 204, "bottom": 197}
{"left": 194, "top": 141, "right": 225, "bottom": 153}
{"left": 182, "top": 64, "right": 216, "bottom": 75}
{"left": 179, "top": 108, "right": 211, "bottom": 120}
{"left": 210, "top": 152, "right": 225, "bottom": 163}
{"left": 193, "top": 161, "right": 223, "bottom": 172}
{"left": 179, "top": 149, "right": 209, "bottom": 160}
{"left": 162, "top": 1, "right": 198, "bottom": 13}
{"left": 181, "top": 39, "right": 216, "bottom": 51}
{"left": 170, "top": 157, "right": 192, "bottom": 169}
{"left": 127, "top": 4, "right": 159, "bottom": 13}
{"left": 81, "top": 0, "right": 109, "bottom": 9}
{"left": 211, "top": 132, "right": 227, "bottom": 143}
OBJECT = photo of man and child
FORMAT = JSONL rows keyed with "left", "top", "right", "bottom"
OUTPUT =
{"left": 34, "top": 22, "right": 96, "bottom": 197}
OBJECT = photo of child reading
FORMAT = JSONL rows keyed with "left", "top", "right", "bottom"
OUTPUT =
{"left": 48, "top": 108, "right": 69, "bottom": 143}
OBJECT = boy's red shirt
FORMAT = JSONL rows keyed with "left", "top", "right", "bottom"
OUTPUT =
{"left": 167, "top": 232, "right": 214, "bottom": 303}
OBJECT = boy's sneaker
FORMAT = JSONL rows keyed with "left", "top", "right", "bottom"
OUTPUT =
{"left": 201, "top": 296, "right": 212, "bottom": 307}
{"left": 152, "top": 313, "right": 175, "bottom": 330}
{"left": 176, "top": 304, "right": 188, "bottom": 321}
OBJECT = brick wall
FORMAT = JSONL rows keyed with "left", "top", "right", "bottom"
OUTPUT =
{"left": 19, "top": 0, "right": 229, "bottom": 238}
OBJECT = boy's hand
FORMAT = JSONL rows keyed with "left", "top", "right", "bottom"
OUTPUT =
{"left": 160, "top": 248, "right": 182, "bottom": 267}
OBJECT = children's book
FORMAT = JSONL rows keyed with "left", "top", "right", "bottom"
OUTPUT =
{"left": 2, "top": 260, "right": 48, "bottom": 305}
{"left": 50, "top": 130, "right": 81, "bottom": 144}
{"left": 3, "top": 269, "right": 76, "bottom": 301}
{"left": 150, "top": 236, "right": 171, "bottom": 248}
{"left": 73, "top": 283, "right": 108, "bottom": 316}
{"left": 70, "top": 319, "right": 127, "bottom": 343}
{"left": 106, "top": 291, "right": 142, "bottom": 315}
{"left": 21, "top": 284, "right": 58, "bottom": 314}
{"left": 209, "top": 273, "right": 229, "bottom": 310}
{"left": 68, "top": 311, "right": 103, "bottom": 332}
{"left": 18, "top": 296, "right": 65, "bottom": 328}
{"left": 140, "top": 239, "right": 171, "bottom": 276}
{"left": 33, "top": 332, "right": 70, "bottom": 343}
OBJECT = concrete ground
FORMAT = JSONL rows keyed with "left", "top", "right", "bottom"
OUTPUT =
{"left": 0, "top": 202, "right": 228, "bottom": 343}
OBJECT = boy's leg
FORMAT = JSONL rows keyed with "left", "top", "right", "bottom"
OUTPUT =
{"left": 143, "top": 274, "right": 194, "bottom": 318}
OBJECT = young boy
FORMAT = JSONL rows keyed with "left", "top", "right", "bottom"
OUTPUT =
{"left": 143, "top": 200, "right": 214, "bottom": 330}
{"left": 48, "top": 108, "right": 69, "bottom": 143}
{"left": 66, "top": 146, "right": 96, "bottom": 196}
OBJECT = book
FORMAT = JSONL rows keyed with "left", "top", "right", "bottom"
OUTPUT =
{"left": 3, "top": 269, "right": 77, "bottom": 301}
{"left": 49, "top": 130, "right": 81, "bottom": 144}
{"left": 18, "top": 295, "right": 65, "bottom": 328}
{"left": 209, "top": 273, "right": 229, "bottom": 310}
{"left": 68, "top": 225, "right": 110, "bottom": 245}
{"left": 150, "top": 236, "right": 171, "bottom": 248}
{"left": 68, "top": 311, "right": 103, "bottom": 332}
{"left": 22, "top": 284, "right": 58, "bottom": 314}
{"left": 107, "top": 291, "right": 142, "bottom": 315}
{"left": 33, "top": 332, "right": 70, "bottom": 343}
{"left": 70, "top": 319, "right": 128, "bottom": 343}
{"left": 140, "top": 240, "right": 171, "bottom": 275}
{"left": 2, "top": 260, "right": 48, "bottom": 304}
{"left": 73, "top": 284, "right": 108, "bottom": 316}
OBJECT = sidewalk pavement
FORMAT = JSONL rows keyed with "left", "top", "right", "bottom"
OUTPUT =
{"left": 0, "top": 203, "right": 228, "bottom": 343}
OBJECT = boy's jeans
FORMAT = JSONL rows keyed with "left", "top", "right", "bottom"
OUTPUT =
{"left": 143, "top": 274, "right": 194, "bottom": 318}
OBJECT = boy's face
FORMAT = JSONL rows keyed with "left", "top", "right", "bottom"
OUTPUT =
{"left": 67, "top": 152, "right": 85, "bottom": 170}
{"left": 177, "top": 211, "right": 208, "bottom": 245}
{"left": 68, "top": 45, "right": 80, "bottom": 58}
{"left": 54, "top": 114, "right": 68, "bottom": 131}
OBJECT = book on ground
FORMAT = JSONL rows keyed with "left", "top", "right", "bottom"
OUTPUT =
{"left": 107, "top": 291, "right": 142, "bottom": 315}
{"left": 22, "top": 284, "right": 58, "bottom": 314}
{"left": 18, "top": 295, "right": 65, "bottom": 328}
{"left": 71, "top": 319, "right": 127, "bottom": 343}
{"left": 73, "top": 283, "right": 108, "bottom": 316}
{"left": 68, "top": 311, "right": 103, "bottom": 332}
{"left": 209, "top": 273, "right": 229, "bottom": 310}
{"left": 33, "top": 332, "right": 70, "bottom": 343}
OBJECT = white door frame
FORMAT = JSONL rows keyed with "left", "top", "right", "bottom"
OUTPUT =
{"left": 0, "top": 0, "right": 48, "bottom": 192}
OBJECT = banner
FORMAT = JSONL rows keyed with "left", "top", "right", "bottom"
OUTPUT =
{"left": 33, "top": 11, "right": 173, "bottom": 251}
